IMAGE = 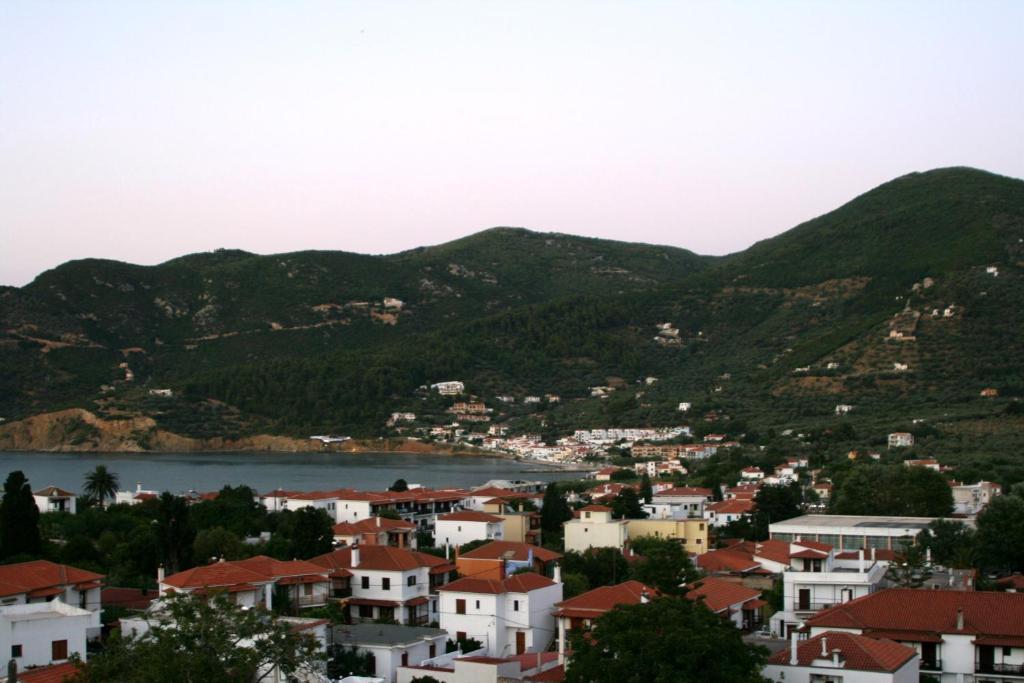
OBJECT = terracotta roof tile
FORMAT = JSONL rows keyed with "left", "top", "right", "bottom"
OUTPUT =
{"left": 0, "top": 560, "right": 105, "bottom": 598}
{"left": 162, "top": 561, "right": 269, "bottom": 589}
{"left": 440, "top": 572, "right": 556, "bottom": 595}
{"left": 17, "top": 662, "right": 81, "bottom": 683}
{"left": 807, "top": 588, "right": 1024, "bottom": 637}
{"left": 309, "top": 546, "right": 450, "bottom": 573}
{"left": 333, "top": 517, "right": 417, "bottom": 535}
{"left": 553, "top": 580, "right": 656, "bottom": 617}
{"left": 685, "top": 577, "right": 761, "bottom": 613}
{"left": 460, "top": 541, "right": 561, "bottom": 563}
{"left": 767, "top": 631, "right": 917, "bottom": 672}
{"left": 438, "top": 511, "right": 504, "bottom": 523}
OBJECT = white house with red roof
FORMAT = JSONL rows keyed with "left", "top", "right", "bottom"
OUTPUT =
{"left": 685, "top": 577, "right": 764, "bottom": 630}
{"left": 32, "top": 487, "right": 77, "bottom": 515}
{"left": 771, "top": 543, "right": 886, "bottom": 637}
{"left": 438, "top": 571, "right": 562, "bottom": 658}
{"left": 552, "top": 580, "right": 656, "bottom": 664}
{"left": 159, "top": 556, "right": 330, "bottom": 611}
{"left": 563, "top": 505, "right": 627, "bottom": 554}
{"left": 397, "top": 651, "right": 563, "bottom": 683}
{"left": 114, "top": 482, "right": 159, "bottom": 505}
{"left": 740, "top": 467, "right": 765, "bottom": 481}
{"left": 0, "top": 601, "right": 98, "bottom": 671}
{"left": 805, "top": 588, "right": 1024, "bottom": 681}
{"left": 464, "top": 487, "right": 542, "bottom": 512}
{"left": 764, "top": 631, "right": 919, "bottom": 683}
{"left": 435, "top": 510, "right": 505, "bottom": 548}
{"left": 309, "top": 545, "right": 454, "bottom": 625}
{"left": 0, "top": 560, "right": 104, "bottom": 614}
{"left": 647, "top": 486, "right": 712, "bottom": 519}
{"left": 704, "top": 499, "right": 756, "bottom": 528}
{"left": 333, "top": 516, "right": 418, "bottom": 548}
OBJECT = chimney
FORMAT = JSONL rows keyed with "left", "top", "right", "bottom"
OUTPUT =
{"left": 832, "top": 650, "right": 841, "bottom": 667}
{"left": 871, "top": 547, "right": 877, "bottom": 561}
{"left": 640, "top": 590, "right": 650, "bottom": 604}
{"left": 790, "top": 631, "right": 799, "bottom": 665}
{"left": 858, "top": 549, "right": 865, "bottom": 573}
{"left": 445, "top": 543, "right": 450, "bottom": 560}
{"left": 553, "top": 564, "right": 562, "bottom": 584}
{"left": 926, "top": 546, "right": 932, "bottom": 566}
{"left": 351, "top": 546, "right": 360, "bottom": 568}
{"left": 136, "top": 481, "right": 142, "bottom": 493}
{"left": 820, "top": 637, "right": 828, "bottom": 657}
{"left": 956, "top": 607, "right": 964, "bottom": 631}
{"left": 157, "top": 564, "right": 165, "bottom": 583}
{"left": 376, "top": 516, "right": 381, "bottom": 528}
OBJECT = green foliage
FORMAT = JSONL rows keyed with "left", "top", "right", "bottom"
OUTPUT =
{"left": 629, "top": 538, "right": 698, "bottom": 595}
{"left": 268, "top": 507, "right": 333, "bottom": 560}
{"left": 561, "top": 549, "right": 632, "bottom": 591}
{"left": 639, "top": 473, "right": 653, "bottom": 503}
{"left": 446, "top": 635, "right": 484, "bottom": 653}
{"left": 389, "top": 478, "right": 409, "bottom": 492}
{"left": 83, "top": 466, "right": 119, "bottom": 508}
{"left": 1, "top": 470, "right": 41, "bottom": 559}
{"left": 830, "top": 465, "right": 953, "bottom": 517}
{"left": 566, "top": 597, "right": 767, "bottom": 683}
{"left": 73, "top": 592, "right": 324, "bottom": 682}
{"left": 541, "top": 483, "right": 573, "bottom": 536}
{"left": 749, "top": 482, "right": 804, "bottom": 540}
{"left": 885, "top": 543, "right": 933, "bottom": 588}
{"left": 189, "top": 485, "right": 265, "bottom": 537}
{"left": 917, "top": 520, "right": 977, "bottom": 568}
{"left": 610, "top": 489, "right": 647, "bottom": 520}
{"left": 154, "top": 492, "right": 195, "bottom": 574}
{"left": 975, "top": 494, "right": 1024, "bottom": 573}
{"left": 327, "top": 646, "right": 374, "bottom": 679}
{"left": 193, "top": 527, "right": 245, "bottom": 563}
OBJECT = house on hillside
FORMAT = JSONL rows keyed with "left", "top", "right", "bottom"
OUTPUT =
{"left": 887, "top": 432, "right": 914, "bottom": 449}
{"left": 33, "top": 486, "right": 77, "bottom": 514}
{"left": 435, "top": 510, "right": 504, "bottom": 548}
{"left": 159, "top": 556, "right": 330, "bottom": 611}
{"left": 686, "top": 577, "right": 764, "bottom": 630}
{"left": 455, "top": 541, "right": 561, "bottom": 582}
{"left": 438, "top": 572, "right": 562, "bottom": 657}
{"left": 552, "top": 581, "right": 656, "bottom": 663}
{"left": 332, "top": 516, "right": 417, "bottom": 548}
{"left": 333, "top": 623, "right": 448, "bottom": 683}
{"left": 563, "top": 505, "right": 627, "bottom": 553}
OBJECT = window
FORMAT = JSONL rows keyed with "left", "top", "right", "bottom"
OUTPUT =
{"left": 361, "top": 576, "right": 370, "bottom": 590}
{"left": 79, "top": 590, "right": 88, "bottom": 609}
{"left": 401, "top": 652, "right": 409, "bottom": 667}
{"left": 1004, "top": 646, "right": 1013, "bottom": 656}
{"left": 359, "top": 605, "right": 374, "bottom": 618}
{"left": 585, "top": 512, "right": 591, "bottom": 519}
{"left": 52, "top": 640, "right": 68, "bottom": 661}
{"left": 11, "top": 645, "right": 21, "bottom": 658}
{"left": 429, "top": 644, "right": 437, "bottom": 658}
{"left": 513, "top": 600, "right": 520, "bottom": 611}
{"left": 699, "top": 523, "right": 705, "bottom": 531}
{"left": 407, "top": 575, "right": 417, "bottom": 587}
{"left": 456, "top": 599, "right": 466, "bottom": 615}
{"left": 475, "top": 600, "right": 480, "bottom": 609}
{"left": 303, "top": 582, "right": 313, "bottom": 596}
{"left": 457, "top": 631, "right": 466, "bottom": 642}
{"left": 383, "top": 578, "right": 391, "bottom": 591}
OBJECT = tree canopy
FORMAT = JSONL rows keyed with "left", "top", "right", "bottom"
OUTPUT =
{"left": 1, "top": 470, "right": 41, "bottom": 559}
{"left": 83, "top": 465, "right": 119, "bottom": 508}
{"left": 566, "top": 597, "right": 767, "bottom": 683}
{"left": 830, "top": 465, "right": 953, "bottom": 517}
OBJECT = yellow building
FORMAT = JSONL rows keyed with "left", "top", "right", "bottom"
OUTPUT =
{"left": 625, "top": 518, "right": 709, "bottom": 555}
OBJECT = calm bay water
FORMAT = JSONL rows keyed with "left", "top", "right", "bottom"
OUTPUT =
{"left": 0, "top": 451, "right": 568, "bottom": 496}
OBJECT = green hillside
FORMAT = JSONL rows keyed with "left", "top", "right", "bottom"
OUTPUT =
{"left": 2, "top": 167, "right": 1023, "bottom": 451}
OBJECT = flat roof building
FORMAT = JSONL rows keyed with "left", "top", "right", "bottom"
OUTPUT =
{"left": 769, "top": 515, "right": 972, "bottom": 551}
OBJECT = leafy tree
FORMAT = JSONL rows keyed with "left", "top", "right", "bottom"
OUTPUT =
{"left": 975, "top": 495, "right": 1024, "bottom": 573}
{"left": 630, "top": 537, "right": 697, "bottom": 595}
{"left": 1, "top": 470, "right": 42, "bottom": 559}
{"left": 327, "top": 646, "right": 374, "bottom": 679}
{"left": 154, "top": 493, "right": 195, "bottom": 574}
{"left": 541, "top": 483, "right": 572, "bottom": 535}
{"left": 610, "top": 469, "right": 637, "bottom": 482}
{"left": 566, "top": 597, "right": 767, "bottom": 683}
{"left": 639, "top": 473, "right": 653, "bottom": 503}
{"left": 561, "top": 548, "right": 631, "bottom": 590}
{"left": 830, "top": 465, "right": 952, "bottom": 517}
{"left": 83, "top": 466, "right": 119, "bottom": 508}
{"left": 377, "top": 508, "right": 403, "bottom": 520}
{"left": 918, "top": 519, "right": 976, "bottom": 568}
{"left": 411, "top": 677, "right": 444, "bottom": 683}
{"left": 72, "top": 592, "right": 324, "bottom": 682}
{"left": 885, "top": 543, "right": 933, "bottom": 588}
{"left": 611, "top": 489, "right": 647, "bottom": 520}
{"left": 446, "top": 635, "right": 484, "bottom": 653}
{"left": 561, "top": 571, "right": 590, "bottom": 599}
{"left": 190, "top": 486, "right": 264, "bottom": 537}
{"left": 193, "top": 527, "right": 245, "bottom": 563}
{"left": 750, "top": 482, "right": 803, "bottom": 540}
{"left": 275, "top": 507, "right": 334, "bottom": 560}
{"left": 389, "top": 479, "right": 409, "bottom": 492}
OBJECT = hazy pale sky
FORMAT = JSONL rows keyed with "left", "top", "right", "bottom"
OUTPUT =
{"left": 2, "top": 1, "right": 1022, "bottom": 286}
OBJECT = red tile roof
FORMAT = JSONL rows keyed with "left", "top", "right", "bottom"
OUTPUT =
{"left": 438, "top": 510, "right": 504, "bottom": 523}
{"left": 101, "top": 587, "right": 157, "bottom": 610}
{"left": 310, "top": 545, "right": 452, "bottom": 573}
{"left": 33, "top": 486, "right": 76, "bottom": 497}
{"left": 162, "top": 561, "right": 269, "bottom": 590}
{"left": 460, "top": 541, "right": 562, "bottom": 563}
{"left": 578, "top": 505, "right": 613, "bottom": 513}
{"left": 696, "top": 549, "right": 763, "bottom": 574}
{"left": 553, "top": 580, "right": 657, "bottom": 618}
{"left": 807, "top": 588, "right": 1024, "bottom": 637}
{"left": 707, "top": 499, "right": 755, "bottom": 514}
{"left": 439, "top": 572, "right": 556, "bottom": 595}
{"left": 332, "top": 517, "right": 417, "bottom": 535}
{"left": 232, "top": 556, "right": 328, "bottom": 579}
{"left": 685, "top": 577, "right": 761, "bottom": 613}
{"left": 654, "top": 487, "right": 712, "bottom": 498}
{"left": 0, "top": 560, "right": 105, "bottom": 598}
{"left": 768, "top": 631, "right": 917, "bottom": 672}
{"left": 17, "top": 662, "right": 81, "bottom": 683}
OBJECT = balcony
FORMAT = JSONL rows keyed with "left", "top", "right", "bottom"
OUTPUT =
{"left": 977, "top": 663, "right": 1024, "bottom": 676}
{"left": 295, "top": 595, "right": 327, "bottom": 608}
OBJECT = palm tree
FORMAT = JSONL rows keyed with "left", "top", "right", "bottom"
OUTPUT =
{"left": 83, "top": 465, "right": 119, "bottom": 508}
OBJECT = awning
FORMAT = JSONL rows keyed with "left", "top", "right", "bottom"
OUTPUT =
{"left": 348, "top": 598, "right": 399, "bottom": 608}
{"left": 865, "top": 629, "right": 942, "bottom": 643}
{"left": 405, "top": 596, "right": 429, "bottom": 606}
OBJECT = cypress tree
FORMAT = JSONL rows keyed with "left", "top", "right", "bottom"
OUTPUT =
{"left": 1, "top": 471, "right": 42, "bottom": 559}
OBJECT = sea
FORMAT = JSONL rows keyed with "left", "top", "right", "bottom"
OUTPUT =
{"left": 0, "top": 451, "right": 571, "bottom": 496}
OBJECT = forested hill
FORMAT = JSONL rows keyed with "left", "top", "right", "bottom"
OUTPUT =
{"left": 2, "top": 166, "right": 1023, "bottom": 448}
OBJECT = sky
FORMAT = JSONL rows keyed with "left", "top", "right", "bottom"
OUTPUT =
{"left": 2, "top": 1, "right": 1022, "bottom": 287}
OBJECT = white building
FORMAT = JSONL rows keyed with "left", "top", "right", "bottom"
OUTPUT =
{"left": 950, "top": 480, "right": 1001, "bottom": 516}
{"left": 646, "top": 486, "right": 712, "bottom": 520}
{"left": 678, "top": 402, "right": 692, "bottom": 412}
{"left": 0, "top": 561, "right": 104, "bottom": 616}
{"left": 764, "top": 631, "right": 919, "bottom": 683}
{"left": 333, "top": 623, "right": 448, "bottom": 683}
{"left": 740, "top": 467, "right": 764, "bottom": 481}
{"left": 32, "top": 486, "right": 77, "bottom": 515}
{"left": 431, "top": 381, "right": 465, "bottom": 396}
{"left": 806, "top": 589, "right": 1024, "bottom": 682}
{"left": 160, "top": 556, "right": 331, "bottom": 612}
{"left": 769, "top": 514, "right": 971, "bottom": 552}
{"left": 309, "top": 545, "right": 455, "bottom": 625}
{"left": 437, "top": 571, "right": 562, "bottom": 658}
{"left": 887, "top": 432, "right": 914, "bottom": 449}
{"left": 563, "top": 505, "right": 628, "bottom": 554}
{"left": 114, "top": 482, "right": 159, "bottom": 505}
{"left": 835, "top": 404, "right": 854, "bottom": 415}
{"left": 0, "top": 602, "right": 97, "bottom": 669}
{"left": 771, "top": 544, "right": 886, "bottom": 637}
{"left": 435, "top": 511, "right": 504, "bottom": 548}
